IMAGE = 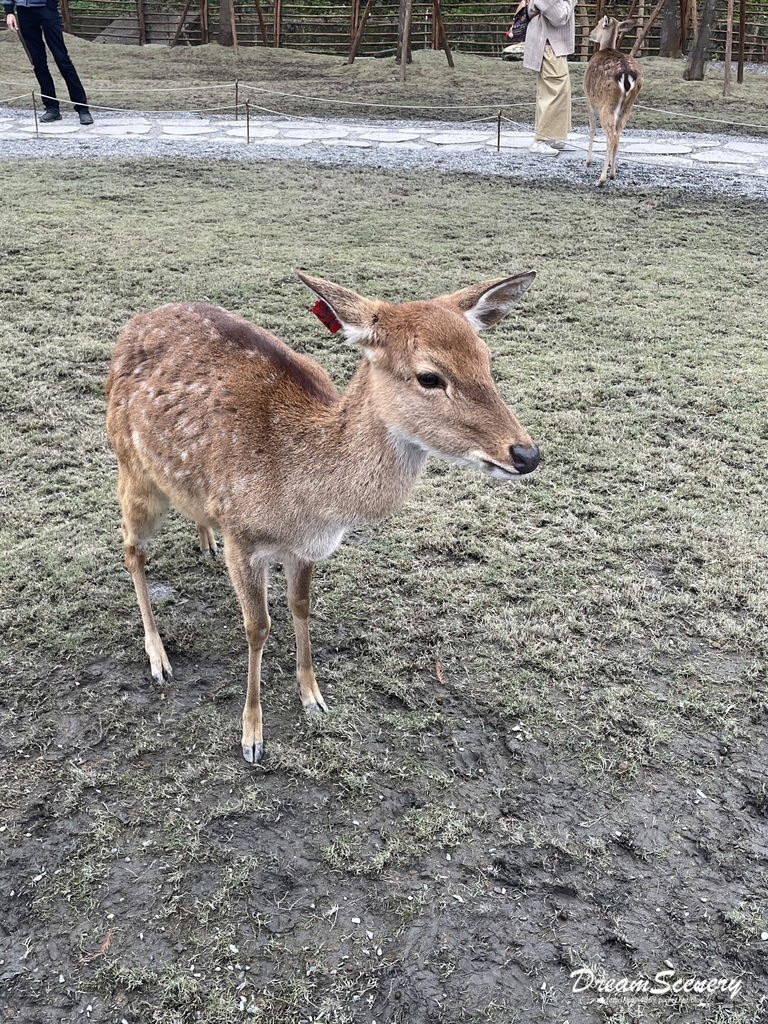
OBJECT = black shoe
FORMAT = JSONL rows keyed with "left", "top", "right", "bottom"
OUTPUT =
{"left": 78, "top": 109, "right": 94, "bottom": 126}
{"left": 40, "top": 109, "right": 62, "bottom": 123}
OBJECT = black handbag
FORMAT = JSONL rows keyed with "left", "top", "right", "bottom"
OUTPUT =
{"left": 506, "top": 5, "right": 530, "bottom": 44}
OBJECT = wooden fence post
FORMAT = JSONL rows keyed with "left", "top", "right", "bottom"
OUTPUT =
{"left": 346, "top": 0, "right": 375, "bottom": 64}
{"left": 398, "top": 0, "right": 413, "bottom": 77}
{"left": 722, "top": 0, "right": 734, "bottom": 94}
{"left": 200, "top": 0, "right": 209, "bottom": 44}
{"left": 432, "top": 0, "right": 454, "bottom": 67}
{"left": 254, "top": 0, "right": 268, "bottom": 46}
{"left": 630, "top": 0, "right": 665, "bottom": 57}
{"left": 736, "top": 0, "right": 745, "bottom": 82}
{"left": 170, "top": 0, "right": 195, "bottom": 48}
{"left": 60, "top": 0, "right": 71, "bottom": 33}
{"left": 136, "top": 0, "right": 147, "bottom": 45}
{"left": 229, "top": 0, "right": 239, "bottom": 53}
{"left": 273, "top": 0, "right": 282, "bottom": 47}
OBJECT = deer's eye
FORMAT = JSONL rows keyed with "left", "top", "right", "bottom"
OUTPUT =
{"left": 416, "top": 372, "right": 443, "bottom": 390}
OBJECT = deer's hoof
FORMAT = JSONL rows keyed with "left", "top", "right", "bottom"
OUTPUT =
{"left": 242, "top": 740, "right": 263, "bottom": 764}
{"left": 148, "top": 649, "right": 173, "bottom": 683}
{"left": 305, "top": 698, "right": 329, "bottom": 717}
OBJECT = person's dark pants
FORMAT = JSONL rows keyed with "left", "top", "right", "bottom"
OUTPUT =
{"left": 16, "top": 2, "right": 88, "bottom": 113}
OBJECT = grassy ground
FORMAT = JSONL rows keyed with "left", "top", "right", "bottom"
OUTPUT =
{"left": 1, "top": 31, "right": 768, "bottom": 133}
{"left": 1, "top": 154, "right": 767, "bottom": 1023}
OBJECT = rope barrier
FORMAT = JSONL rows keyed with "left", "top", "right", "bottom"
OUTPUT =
{"left": 634, "top": 102, "right": 768, "bottom": 131}
{"left": 1, "top": 79, "right": 767, "bottom": 133}
{"left": 237, "top": 82, "right": 535, "bottom": 112}
{"left": 0, "top": 92, "right": 34, "bottom": 105}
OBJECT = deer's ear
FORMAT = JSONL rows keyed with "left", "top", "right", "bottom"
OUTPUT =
{"left": 618, "top": 17, "right": 638, "bottom": 33}
{"left": 440, "top": 272, "right": 536, "bottom": 331}
{"left": 602, "top": 14, "right": 610, "bottom": 26}
{"left": 295, "top": 271, "right": 380, "bottom": 346}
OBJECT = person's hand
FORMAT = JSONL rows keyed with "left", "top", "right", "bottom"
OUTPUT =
{"left": 6, "top": 13, "right": 18, "bottom": 32}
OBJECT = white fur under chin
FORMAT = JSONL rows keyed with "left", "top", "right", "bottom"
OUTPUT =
{"left": 388, "top": 429, "right": 526, "bottom": 483}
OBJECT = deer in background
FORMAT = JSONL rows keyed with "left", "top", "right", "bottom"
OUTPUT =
{"left": 584, "top": 16, "right": 644, "bottom": 187}
{"left": 105, "top": 271, "right": 541, "bottom": 763}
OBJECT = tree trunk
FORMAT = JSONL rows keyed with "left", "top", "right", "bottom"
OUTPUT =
{"left": 684, "top": 0, "right": 719, "bottom": 78}
{"left": 659, "top": 0, "right": 681, "bottom": 57}
{"left": 218, "top": 0, "right": 234, "bottom": 46}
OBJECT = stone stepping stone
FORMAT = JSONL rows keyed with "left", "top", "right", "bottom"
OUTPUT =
{"left": 724, "top": 140, "right": 768, "bottom": 156}
{"left": 359, "top": 130, "right": 422, "bottom": 143}
{"left": 225, "top": 126, "right": 280, "bottom": 138}
{"left": 425, "top": 131, "right": 491, "bottom": 145}
{"left": 283, "top": 127, "right": 349, "bottom": 140}
{"left": 431, "top": 143, "right": 486, "bottom": 153}
{"left": 93, "top": 118, "right": 151, "bottom": 127}
{"left": 162, "top": 125, "right": 217, "bottom": 136}
{"left": 489, "top": 133, "right": 535, "bottom": 149}
{"left": 321, "top": 139, "right": 373, "bottom": 148}
{"left": 250, "top": 137, "right": 311, "bottom": 147}
{"left": 379, "top": 141, "right": 425, "bottom": 150}
{"left": 690, "top": 149, "right": 758, "bottom": 165}
{"left": 94, "top": 125, "right": 152, "bottom": 136}
{"left": 19, "top": 123, "right": 81, "bottom": 134}
{"left": 622, "top": 141, "right": 693, "bottom": 155}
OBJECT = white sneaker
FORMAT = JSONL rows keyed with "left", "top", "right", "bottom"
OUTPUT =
{"left": 547, "top": 139, "right": 567, "bottom": 150}
{"left": 529, "top": 140, "right": 560, "bottom": 156}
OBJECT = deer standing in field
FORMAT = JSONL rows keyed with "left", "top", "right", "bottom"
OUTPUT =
{"left": 584, "top": 16, "right": 643, "bottom": 187}
{"left": 105, "top": 271, "right": 540, "bottom": 763}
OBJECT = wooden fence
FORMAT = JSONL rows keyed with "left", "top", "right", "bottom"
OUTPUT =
{"left": 7, "top": 0, "right": 768, "bottom": 61}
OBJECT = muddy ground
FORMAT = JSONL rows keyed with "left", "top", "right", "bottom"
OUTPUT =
{"left": 2, "top": 631, "right": 766, "bottom": 1023}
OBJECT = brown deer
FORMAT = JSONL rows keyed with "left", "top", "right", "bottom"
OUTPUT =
{"left": 105, "top": 272, "right": 540, "bottom": 763}
{"left": 584, "top": 16, "right": 643, "bottom": 187}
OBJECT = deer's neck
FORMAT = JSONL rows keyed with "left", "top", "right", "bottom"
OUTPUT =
{"left": 314, "top": 359, "right": 428, "bottom": 524}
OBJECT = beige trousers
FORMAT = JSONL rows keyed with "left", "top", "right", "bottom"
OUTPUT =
{"left": 534, "top": 44, "right": 572, "bottom": 143}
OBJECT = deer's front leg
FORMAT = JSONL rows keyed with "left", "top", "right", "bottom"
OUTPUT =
{"left": 285, "top": 555, "right": 328, "bottom": 715}
{"left": 226, "top": 543, "right": 271, "bottom": 763}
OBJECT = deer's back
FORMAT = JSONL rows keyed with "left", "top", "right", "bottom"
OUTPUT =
{"left": 585, "top": 50, "right": 643, "bottom": 100}
{"left": 105, "top": 303, "right": 340, "bottom": 525}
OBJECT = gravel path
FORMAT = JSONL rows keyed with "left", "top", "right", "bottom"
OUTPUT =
{"left": 2, "top": 108, "right": 767, "bottom": 199}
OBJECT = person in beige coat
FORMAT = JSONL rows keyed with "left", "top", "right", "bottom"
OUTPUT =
{"left": 524, "top": 0, "right": 578, "bottom": 155}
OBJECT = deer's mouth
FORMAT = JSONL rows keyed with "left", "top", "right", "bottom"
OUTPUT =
{"left": 477, "top": 457, "right": 524, "bottom": 482}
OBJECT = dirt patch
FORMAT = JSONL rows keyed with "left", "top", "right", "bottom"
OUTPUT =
{"left": 1, "top": 641, "right": 766, "bottom": 1023}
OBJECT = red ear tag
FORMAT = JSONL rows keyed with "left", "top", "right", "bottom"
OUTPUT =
{"left": 310, "top": 299, "right": 342, "bottom": 334}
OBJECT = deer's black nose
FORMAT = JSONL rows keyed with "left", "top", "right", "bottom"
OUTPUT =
{"left": 510, "top": 443, "right": 540, "bottom": 475}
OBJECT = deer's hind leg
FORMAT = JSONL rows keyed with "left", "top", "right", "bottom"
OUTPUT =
{"left": 197, "top": 524, "right": 218, "bottom": 557}
{"left": 285, "top": 554, "right": 328, "bottom": 716}
{"left": 585, "top": 103, "right": 598, "bottom": 167}
{"left": 117, "top": 463, "right": 172, "bottom": 683}
{"left": 225, "top": 541, "right": 271, "bottom": 764}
